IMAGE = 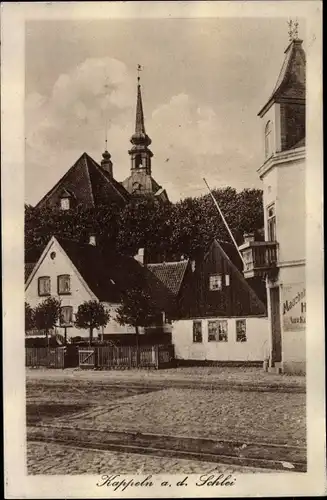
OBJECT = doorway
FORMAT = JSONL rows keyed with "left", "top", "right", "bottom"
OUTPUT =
{"left": 270, "top": 286, "right": 282, "bottom": 364}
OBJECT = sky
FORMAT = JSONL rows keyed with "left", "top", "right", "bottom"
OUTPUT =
{"left": 25, "top": 17, "right": 301, "bottom": 204}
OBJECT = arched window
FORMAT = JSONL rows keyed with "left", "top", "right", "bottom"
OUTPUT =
{"left": 265, "top": 121, "right": 272, "bottom": 159}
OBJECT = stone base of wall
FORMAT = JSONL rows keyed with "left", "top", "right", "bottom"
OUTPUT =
{"left": 282, "top": 360, "right": 306, "bottom": 375}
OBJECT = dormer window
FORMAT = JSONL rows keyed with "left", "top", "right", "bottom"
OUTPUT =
{"left": 59, "top": 189, "right": 74, "bottom": 210}
{"left": 265, "top": 120, "right": 272, "bottom": 159}
{"left": 60, "top": 197, "right": 70, "bottom": 210}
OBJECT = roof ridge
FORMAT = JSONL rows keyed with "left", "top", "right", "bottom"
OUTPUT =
{"left": 84, "top": 153, "right": 95, "bottom": 207}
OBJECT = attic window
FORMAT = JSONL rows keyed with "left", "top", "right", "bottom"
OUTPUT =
{"left": 60, "top": 197, "right": 70, "bottom": 210}
{"left": 209, "top": 274, "right": 222, "bottom": 291}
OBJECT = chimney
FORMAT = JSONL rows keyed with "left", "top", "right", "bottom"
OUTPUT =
{"left": 89, "top": 235, "right": 96, "bottom": 246}
{"left": 134, "top": 248, "right": 144, "bottom": 265}
{"left": 101, "top": 150, "right": 113, "bottom": 177}
{"left": 243, "top": 232, "right": 255, "bottom": 244}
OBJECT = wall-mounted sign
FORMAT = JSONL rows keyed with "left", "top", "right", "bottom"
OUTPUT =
{"left": 282, "top": 283, "right": 306, "bottom": 331}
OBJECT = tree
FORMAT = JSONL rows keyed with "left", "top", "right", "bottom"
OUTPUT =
{"left": 33, "top": 297, "right": 61, "bottom": 346}
{"left": 25, "top": 302, "right": 35, "bottom": 331}
{"left": 116, "top": 287, "right": 162, "bottom": 367}
{"left": 75, "top": 301, "right": 110, "bottom": 346}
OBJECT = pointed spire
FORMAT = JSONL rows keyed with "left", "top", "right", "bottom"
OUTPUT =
{"left": 130, "top": 66, "right": 151, "bottom": 148}
{"left": 135, "top": 81, "right": 146, "bottom": 135}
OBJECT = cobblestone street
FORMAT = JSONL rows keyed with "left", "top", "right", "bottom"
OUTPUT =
{"left": 27, "top": 441, "right": 273, "bottom": 475}
{"left": 49, "top": 387, "right": 306, "bottom": 447}
{"left": 26, "top": 369, "right": 306, "bottom": 475}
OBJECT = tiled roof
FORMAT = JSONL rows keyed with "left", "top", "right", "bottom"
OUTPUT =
{"left": 56, "top": 238, "right": 171, "bottom": 310}
{"left": 147, "top": 260, "right": 189, "bottom": 296}
{"left": 57, "top": 238, "right": 141, "bottom": 302}
{"left": 35, "top": 152, "right": 130, "bottom": 209}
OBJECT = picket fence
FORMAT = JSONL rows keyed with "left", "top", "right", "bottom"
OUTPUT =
{"left": 26, "top": 344, "right": 175, "bottom": 370}
{"left": 79, "top": 344, "right": 175, "bottom": 370}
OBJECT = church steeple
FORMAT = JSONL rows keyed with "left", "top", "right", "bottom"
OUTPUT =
{"left": 128, "top": 67, "right": 153, "bottom": 175}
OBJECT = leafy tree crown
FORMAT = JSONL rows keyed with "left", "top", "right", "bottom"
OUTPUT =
{"left": 75, "top": 300, "right": 110, "bottom": 330}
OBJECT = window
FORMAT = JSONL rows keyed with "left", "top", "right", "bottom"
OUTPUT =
{"left": 58, "top": 274, "right": 71, "bottom": 294}
{"left": 60, "top": 197, "right": 70, "bottom": 210}
{"left": 60, "top": 306, "right": 73, "bottom": 326}
{"left": 265, "top": 120, "right": 272, "bottom": 159}
{"left": 193, "top": 321, "right": 203, "bottom": 343}
{"left": 236, "top": 319, "right": 247, "bottom": 342}
{"left": 267, "top": 204, "right": 276, "bottom": 241}
{"left": 38, "top": 276, "right": 51, "bottom": 296}
{"left": 208, "top": 320, "right": 228, "bottom": 342}
{"left": 225, "top": 274, "right": 230, "bottom": 286}
{"left": 209, "top": 274, "right": 222, "bottom": 291}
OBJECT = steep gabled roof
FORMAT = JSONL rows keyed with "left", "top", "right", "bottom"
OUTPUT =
{"left": 258, "top": 39, "right": 306, "bottom": 117}
{"left": 25, "top": 263, "right": 35, "bottom": 283}
{"left": 210, "top": 239, "right": 266, "bottom": 313}
{"left": 57, "top": 238, "right": 143, "bottom": 302}
{"left": 147, "top": 260, "right": 189, "bottom": 296}
{"left": 35, "top": 152, "right": 130, "bottom": 209}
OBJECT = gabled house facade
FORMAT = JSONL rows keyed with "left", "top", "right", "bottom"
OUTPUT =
{"left": 150, "top": 240, "right": 269, "bottom": 363}
{"left": 25, "top": 236, "right": 169, "bottom": 340}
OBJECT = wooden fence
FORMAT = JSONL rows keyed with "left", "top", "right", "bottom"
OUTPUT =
{"left": 26, "top": 345, "right": 175, "bottom": 370}
{"left": 26, "top": 346, "right": 79, "bottom": 369}
{"left": 26, "top": 347, "right": 65, "bottom": 369}
{"left": 79, "top": 344, "right": 175, "bottom": 370}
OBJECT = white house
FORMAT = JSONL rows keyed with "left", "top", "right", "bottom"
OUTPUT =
{"left": 25, "top": 236, "right": 149, "bottom": 340}
{"left": 239, "top": 32, "right": 306, "bottom": 374}
{"left": 147, "top": 240, "right": 269, "bottom": 364}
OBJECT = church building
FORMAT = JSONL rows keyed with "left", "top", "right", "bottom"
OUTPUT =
{"left": 122, "top": 77, "right": 169, "bottom": 202}
{"left": 34, "top": 75, "right": 169, "bottom": 211}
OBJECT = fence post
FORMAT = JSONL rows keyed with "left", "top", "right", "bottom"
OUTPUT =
{"left": 155, "top": 345, "right": 159, "bottom": 370}
{"left": 128, "top": 346, "right": 132, "bottom": 368}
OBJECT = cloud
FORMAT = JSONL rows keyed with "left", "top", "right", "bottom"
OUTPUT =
{"left": 25, "top": 56, "right": 261, "bottom": 205}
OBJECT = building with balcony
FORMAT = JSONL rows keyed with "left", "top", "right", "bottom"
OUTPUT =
{"left": 239, "top": 28, "right": 306, "bottom": 374}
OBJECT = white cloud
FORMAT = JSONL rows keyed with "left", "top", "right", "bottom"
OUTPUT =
{"left": 25, "top": 57, "right": 261, "bottom": 205}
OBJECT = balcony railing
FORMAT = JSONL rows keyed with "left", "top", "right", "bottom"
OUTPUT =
{"left": 238, "top": 240, "right": 278, "bottom": 279}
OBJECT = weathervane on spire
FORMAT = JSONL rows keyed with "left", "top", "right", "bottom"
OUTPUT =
{"left": 137, "top": 64, "right": 142, "bottom": 83}
{"left": 288, "top": 19, "right": 299, "bottom": 41}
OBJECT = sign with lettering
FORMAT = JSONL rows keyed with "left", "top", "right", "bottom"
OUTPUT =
{"left": 282, "top": 283, "right": 306, "bottom": 331}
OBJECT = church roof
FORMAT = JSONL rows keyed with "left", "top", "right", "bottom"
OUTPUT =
{"left": 35, "top": 152, "right": 130, "bottom": 210}
{"left": 147, "top": 260, "right": 189, "bottom": 296}
{"left": 258, "top": 39, "right": 306, "bottom": 117}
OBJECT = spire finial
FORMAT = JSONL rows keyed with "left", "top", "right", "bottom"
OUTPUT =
{"left": 137, "top": 64, "right": 142, "bottom": 84}
{"left": 288, "top": 18, "right": 299, "bottom": 41}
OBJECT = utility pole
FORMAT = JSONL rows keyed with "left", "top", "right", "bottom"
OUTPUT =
{"left": 203, "top": 178, "right": 245, "bottom": 267}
